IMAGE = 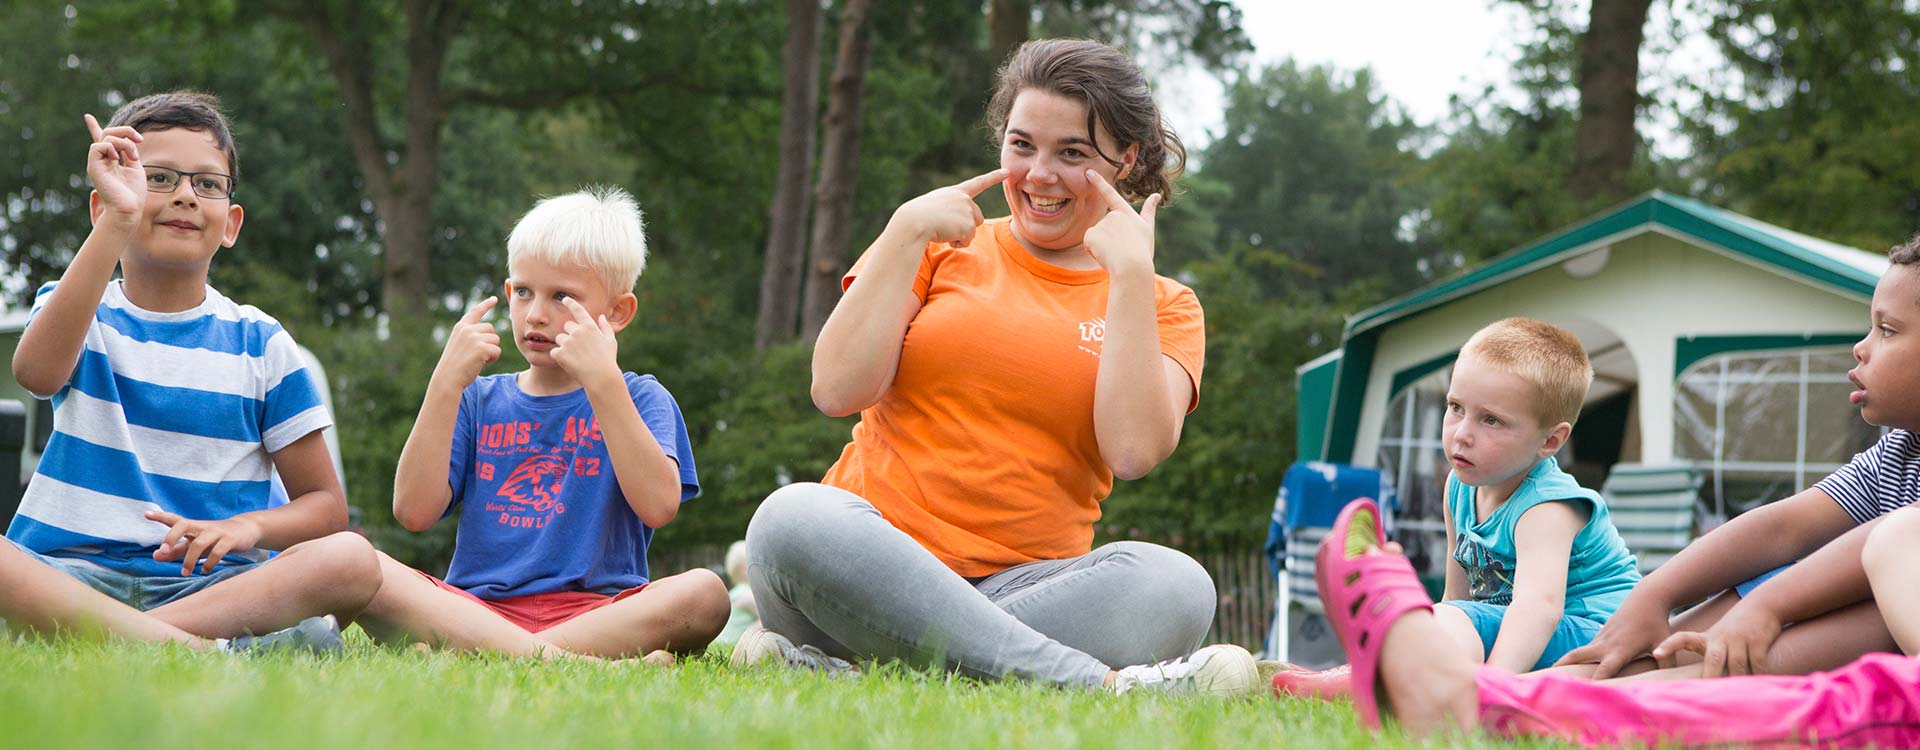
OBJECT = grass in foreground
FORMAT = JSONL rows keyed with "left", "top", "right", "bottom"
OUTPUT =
{"left": 0, "top": 632, "right": 1572, "bottom": 749}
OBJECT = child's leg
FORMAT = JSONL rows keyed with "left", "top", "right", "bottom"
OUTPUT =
{"left": 145, "top": 531, "right": 381, "bottom": 638}
{"left": 355, "top": 552, "right": 561, "bottom": 658}
{"left": 0, "top": 540, "right": 208, "bottom": 645}
{"left": 1596, "top": 599, "right": 1895, "bottom": 682}
{"left": 1474, "top": 654, "right": 1920, "bottom": 747}
{"left": 1864, "top": 506, "right": 1920, "bottom": 655}
{"left": 1347, "top": 549, "right": 1920, "bottom": 746}
{"left": 1431, "top": 602, "right": 1491, "bottom": 663}
{"left": 537, "top": 569, "right": 730, "bottom": 658}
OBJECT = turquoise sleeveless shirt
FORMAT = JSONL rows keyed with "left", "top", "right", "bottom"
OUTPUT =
{"left": 1446, "top": 457, "right": 1642, "bottom": 621}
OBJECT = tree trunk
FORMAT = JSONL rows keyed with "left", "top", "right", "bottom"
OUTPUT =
{"left": 288, "top": 0, "right": 463, "bottom": 325}
{"left": 799, "top": 0, "right": 876, "bottom": 343}
{"left": 1568, "top": 0, "right": 1653, "bottom": 203}
{"left": 383, "top": 0, "right": 463, "bottom": 325}
{"left": 755, "top": 0, "right": 825, "bottom": 350}
{"left": 987, "top": 0, "right": 1031, "bottom": 70}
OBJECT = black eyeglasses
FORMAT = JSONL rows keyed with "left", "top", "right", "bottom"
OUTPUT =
{"left": 144, "top": 165, "right": 236, "bottom": 200}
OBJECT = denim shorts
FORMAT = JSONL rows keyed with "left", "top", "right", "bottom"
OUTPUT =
{"left": 1439, "top": 598, "right": 1608, "bottom": 671}
{"left": 7, "top": 537, "right": 264, "bottom": 611}
{"left": 1735, "top": 563, "right": 1793, "bottom": 598}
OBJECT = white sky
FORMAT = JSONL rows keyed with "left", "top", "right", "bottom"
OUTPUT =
{"left": 1160, "top": 1, "right": 1526, "bottom": 147}
{"left": 1160, "top": 0, "right": 1722, "bottom": 156}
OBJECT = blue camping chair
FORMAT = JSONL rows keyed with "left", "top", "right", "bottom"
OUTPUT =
{"left": 1263, "top": 461, "right": 1398, "bottom": 663}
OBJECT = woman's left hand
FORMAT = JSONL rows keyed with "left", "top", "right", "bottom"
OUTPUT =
{"left": 1082, "top": 169, "right": 1161, "bottom": 277}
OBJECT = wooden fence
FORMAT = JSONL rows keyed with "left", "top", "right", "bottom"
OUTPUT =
{"left": 655, "top": 542, "right": 1277, "bottom": 655}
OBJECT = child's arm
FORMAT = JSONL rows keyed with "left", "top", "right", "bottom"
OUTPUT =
{"left": 1654, "top": 514, "right": 1883, "bottom": 676}
{"left": 1441, "top": 501, "right": 1469, "bottom": 601}
{"left": 553, "top": 298, "right": 680, "bottom": 527}
{"left": 393, "top": 297, "right": 500, "bottom": 531}
{"left": 1555, "top": 487, "right": 1856, "bottom": 677}
{"left": 1485, "top": 501, "right": 1584, "bottom": 673}
{"left": 15, "top": 116, "right": 146, "bottom": 397}
{"left": 143, "top": 431, "right": 346, "bottom": 575}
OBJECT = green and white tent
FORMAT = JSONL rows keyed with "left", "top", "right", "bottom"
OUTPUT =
{"left": 1295, "top": 191, "right": 1888, "bottom": 570}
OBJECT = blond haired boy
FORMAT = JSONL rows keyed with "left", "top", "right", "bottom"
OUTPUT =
{"left": 1423, "top": 318, "right": 1642, "bottom": 673}
{"left": 359, "top": 187, "right": 728, "bottom": 659}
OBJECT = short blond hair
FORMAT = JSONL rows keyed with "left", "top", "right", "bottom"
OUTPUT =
{"left": 1459, "top": 318, "right": 1593, "bottom": 428}
{"left": 506, "top": 186, "right": 647, "bottom": 293}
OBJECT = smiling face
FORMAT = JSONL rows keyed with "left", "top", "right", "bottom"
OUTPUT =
{"left": 999, "top": 89, "right": 1135, "bottom": 254}
{"left": 97, "top": 127, "right": 243, "bottom": 273}
{"left": 504, "top": 254, "right": 635, "bottom": 369}
{"left": 1849, "top": 263, "right": 1920, "bottom": 431}
{"left": 1442, "top": 353, "right": 1567, "bottom": 491}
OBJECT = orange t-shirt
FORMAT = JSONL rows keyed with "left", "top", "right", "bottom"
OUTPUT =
{"left": 820, "top": 218, "right": 1206, "bottom": 577}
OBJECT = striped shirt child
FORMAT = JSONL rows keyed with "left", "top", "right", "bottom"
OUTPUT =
{"left": 5, "top": 280, "right": 330, "bottom": 577}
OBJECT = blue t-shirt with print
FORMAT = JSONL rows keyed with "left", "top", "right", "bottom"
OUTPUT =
{"left": 1446, "top": 456, "right": 1641, "bottom": 621}
{"left": 443, "top": 372, "right": 698, "bottom": 599}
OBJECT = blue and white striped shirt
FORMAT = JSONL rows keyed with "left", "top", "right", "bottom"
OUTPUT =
{"left": 5, "top": 281, "right": 331, "bottom": 576}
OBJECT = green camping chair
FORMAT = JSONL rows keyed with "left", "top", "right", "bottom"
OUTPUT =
{"left": 1601, "top": 463, "right": 1703, "bottom": 574}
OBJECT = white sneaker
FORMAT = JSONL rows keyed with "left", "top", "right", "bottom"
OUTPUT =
{"left": 728, "top": 625, "right": 858, "bottom": 677}
{"left": 1112, "top": 644, "right": 1260, "bottom": 697}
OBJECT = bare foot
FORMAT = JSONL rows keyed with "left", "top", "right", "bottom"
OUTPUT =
{"left": 641, "top": 649, "right": 676, "bottom": 667}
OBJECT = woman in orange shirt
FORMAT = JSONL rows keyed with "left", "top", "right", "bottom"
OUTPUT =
{"left": 733, "top": 38, "right": 1255, "bottom": 695}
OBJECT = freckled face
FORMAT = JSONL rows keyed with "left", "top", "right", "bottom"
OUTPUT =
{"left": 1442, "top": 354, "right": 1556, "bottom": 488}
{"left": 999, "top": 89, "right": 1132, "bottom": 252}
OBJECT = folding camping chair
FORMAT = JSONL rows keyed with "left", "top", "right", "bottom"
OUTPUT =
{"left": 1263, "top": 461, "right": 1398, "bottom": 664}
{"left": 1600, "top": 463, "right": 1703, "bottom": 574}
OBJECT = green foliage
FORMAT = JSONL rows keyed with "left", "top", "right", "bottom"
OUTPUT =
{"left": 1100, "top": 248, "right": 1348, "bottom": 544}
{"left": 1192, "top": 62, "right": 1441, "bottom": 296}
{"left": 1683, "top": 0, "right": 1920, "bottom": 250}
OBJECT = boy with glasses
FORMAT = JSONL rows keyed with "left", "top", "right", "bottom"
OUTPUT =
{"left": 2, "top": 91, "right": 379, "bottom": 652}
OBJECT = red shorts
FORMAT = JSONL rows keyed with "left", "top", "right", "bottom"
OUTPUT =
{"left": 415, "top": 570, "right": 648, "bottom": 633}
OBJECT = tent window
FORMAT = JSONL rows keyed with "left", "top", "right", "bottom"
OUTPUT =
{"left": 1673, "top": 347, "right": 1882, "bottom": 521}
{"left": 1377, "top": 366, "right": 1452, "bottom": 581}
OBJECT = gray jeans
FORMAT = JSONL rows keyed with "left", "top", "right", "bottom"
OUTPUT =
{"left": 745, "top": 482, "right": 1217, "bottom": 688}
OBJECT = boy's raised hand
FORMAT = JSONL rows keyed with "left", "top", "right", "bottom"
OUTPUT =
{"left": 83, "top": 113, "right": 146, "bottom": 223}
{"left": 551, "top": 297, "right": 622, "bottom": 391}
{"left": 144, "top": 510, "right": 263, "bottom": 576}
{"left": 433, "top": 297, "right": 501, "bottom": 387}
{"left": 884, "top": 169, "right": 1006, "bottom": 249}
{"left": 1082, "top": 172, "right": 1160, "bottom": 276}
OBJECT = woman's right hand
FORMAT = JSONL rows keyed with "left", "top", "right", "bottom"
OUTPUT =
{"left": 884, "top": 169, "right": 1006, "bottom": 248}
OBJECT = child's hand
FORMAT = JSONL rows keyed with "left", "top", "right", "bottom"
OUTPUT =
{"left": 1653, "top": 607, "right": 1784, "bottom": 677}
{"left": 84, "top": 113, "right": 146, "bottom": 224}
{"left": 884, "top": 169, "right": 1006, "bottom": 249}
{"left": 1552, "top": 601, "right": 1671, "bottom": 678}
{"left": 1082, "top": 174, "right": 1160, "bottom": 277}
{"left": 144, "top": 510, "right": 264, "bottom": 576}
{"left": 551, "top": 297, "right": 623, "bottom": 391}
{"left": 433, "top": 297, "right": 501, "bottom": 388}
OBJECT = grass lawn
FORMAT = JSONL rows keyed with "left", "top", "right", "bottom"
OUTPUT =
{"left": 0, "top": 632, "right": 1569, "bottom": 749}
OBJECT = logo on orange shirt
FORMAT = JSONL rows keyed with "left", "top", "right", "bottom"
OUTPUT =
{"left": 1077, "top": 317, "right": 1105, "bottom": 357}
